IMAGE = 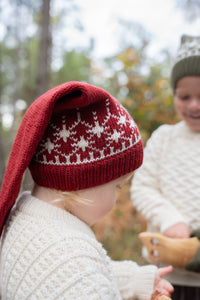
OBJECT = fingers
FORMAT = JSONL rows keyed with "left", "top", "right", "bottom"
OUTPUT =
{"left": 158, "top": 265, "right": 173, "bottom": 278}
{"left": 162, "top": 279, "right": 174, "bottom": 294}
{"left": 155, "top": 266, "right": 174, "bottom": 295}
{"left": 157, "top": 278, "right": 174, "bottom": 294}
{"left": 163, "top": 223, "right": 191, "bottom": 238}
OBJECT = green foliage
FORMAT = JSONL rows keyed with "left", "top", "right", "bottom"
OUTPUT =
{"left": 99, "top": 46, "right": 178, "bottom": 143}
{"left": 51, "top": 49, "right": 92, "bottom": 87}
{"left": 102, "top": 226, "right": 146, "bottom": 264}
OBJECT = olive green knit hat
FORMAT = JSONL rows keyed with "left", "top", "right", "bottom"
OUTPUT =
{"left": 170, "top": 34, "right": 200, "bottom": 91}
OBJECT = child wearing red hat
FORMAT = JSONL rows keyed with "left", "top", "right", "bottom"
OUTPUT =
{"left": 0, "top": 81, "right": 173, "bottom": 299}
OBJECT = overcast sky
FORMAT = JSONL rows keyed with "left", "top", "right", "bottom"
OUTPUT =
{"left": 73, "top": 0, "right": 200, "bottom": 59}
{"left": 1, "top": 0, "right": 200, "bottom": 61}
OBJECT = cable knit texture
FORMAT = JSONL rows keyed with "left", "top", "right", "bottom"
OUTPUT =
{"left": 131, "top": 121, "right": 200, "bottom": 286}
{"left": 0, "top": 192, "right": 156, "bottom": 300}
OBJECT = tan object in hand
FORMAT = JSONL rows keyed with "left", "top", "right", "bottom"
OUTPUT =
{"left": 158, "top": 296, "right": 171, "bottom": 300}
{"left": 139, "top": 232, "right": 200, "bottom": 268}
{"left": 151, "top": 291, "right": 171, "bottom": 299}
{"left": 145, "top": 290, "right": 172, "bottom": 300}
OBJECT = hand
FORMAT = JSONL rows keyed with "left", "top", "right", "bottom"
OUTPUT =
{"left": 154, "top": 266, "right": 174, "bottom": 297}
{"left": 163, "top": 223, "right": 191, "bottom": 238}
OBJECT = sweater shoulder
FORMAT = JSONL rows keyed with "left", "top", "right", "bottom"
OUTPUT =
{"left": 2, "top": 209, "right": 102, "bottom": 257}
{"left": 150, "top": 123, "right": 175, "bottom": 139}
{"left": 1, "top": 193, "right": 104, "bottom": 265}
{"left": 1, "top": 193, "right": 122, "bottom": 299}
{"left": 150, "top": 121, "right": 196, "bottom": 143}
{"left": 145, "top": 122, "right": 183, "bottom": 149}
{"left": 1, "top": 203, "right": 115, "bottom": 298}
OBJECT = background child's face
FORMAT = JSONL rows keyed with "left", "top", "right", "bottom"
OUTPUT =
{"left": 174, "top": 76, "right": 200, "bottom": 132}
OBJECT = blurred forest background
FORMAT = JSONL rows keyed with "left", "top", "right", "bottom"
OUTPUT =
{"left": 0, "top": 0, "right": 199, "bottom": 264}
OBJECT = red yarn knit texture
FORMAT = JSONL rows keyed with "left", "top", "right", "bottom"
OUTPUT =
{"left": 0, "top": 81, "right": 143, "bottom": 235}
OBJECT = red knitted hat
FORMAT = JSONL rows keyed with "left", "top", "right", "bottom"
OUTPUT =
{"left": 0, "top": 81, "right": 143, "bottom": 235}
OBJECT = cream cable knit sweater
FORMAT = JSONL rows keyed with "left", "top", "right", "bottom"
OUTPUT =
{"left": 0, "top": 192, "right": 156, "bottom": 300}
{"left": 131, "top": 121, "right": 200, "bottom": 286}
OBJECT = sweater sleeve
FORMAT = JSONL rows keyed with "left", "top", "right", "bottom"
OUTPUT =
{"left": 17, "top": 233, "right": 156, "bottom": 300}
{"left": 21, "top": 234, "right": 123, "bottom": 300}
{"left": 111, "top": 260, "right": 157, "bottom": 300}
{"left": 131, "top": 125, "right": 185, "bottom": 232}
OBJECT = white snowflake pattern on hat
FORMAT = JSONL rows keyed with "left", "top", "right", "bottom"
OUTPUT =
{"left": 174, "top": 35, "right": 200, "bottom": 63}
{"left": 34, "top": 98, "right": 141, "bottom": 166}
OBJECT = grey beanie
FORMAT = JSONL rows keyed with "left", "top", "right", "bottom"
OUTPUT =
{"left": 170, "top": 34, "right": 200, "bottom": 91}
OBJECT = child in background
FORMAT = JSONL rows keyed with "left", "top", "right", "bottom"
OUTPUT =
{"left": 131, "top": 35, "right": 200, "bottom": 300}
{"left": 0, "top": 81, "right": 173, "bottom": 299}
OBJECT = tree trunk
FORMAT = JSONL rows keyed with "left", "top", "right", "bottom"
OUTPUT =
{"left": 0, "top": 122, "right": 6, "bottom": 188}
{"left": 35, "top": 0, "right": 51, "bottom": 98}
{"left": 22, "top": 0, "right": 51, "bottom": 190}
{"left": 0, "top": 32, "right": 6, "bottom": 187}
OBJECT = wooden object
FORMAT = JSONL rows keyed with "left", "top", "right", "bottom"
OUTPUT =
{"left": 139, "top": 232, "right": 200, "bottom": 268}
{"left": 152, "top": 293, "right": 171, "bottom": 300}
{"left": 145, "top": 291, "right": 172, "bottom": 300}
{"left": 159, "top": 296, "right": 171, "bottom": 300}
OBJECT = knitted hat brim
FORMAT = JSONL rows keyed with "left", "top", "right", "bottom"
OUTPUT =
{"left": 30, "top": 141, "right": 143, "bottom": 191}
{"left": 170, "top": 56, "right": 200, "bottom": 91}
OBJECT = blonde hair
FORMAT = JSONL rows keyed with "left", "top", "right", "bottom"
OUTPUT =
{"left": 32, "top": 183, "right": 94, "bottom": 212}
{"left": 33, "top": 171, "right": 134, "bottom": 211}
{"left": 51, "top": 189, "right": 94, "bottom": 211}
